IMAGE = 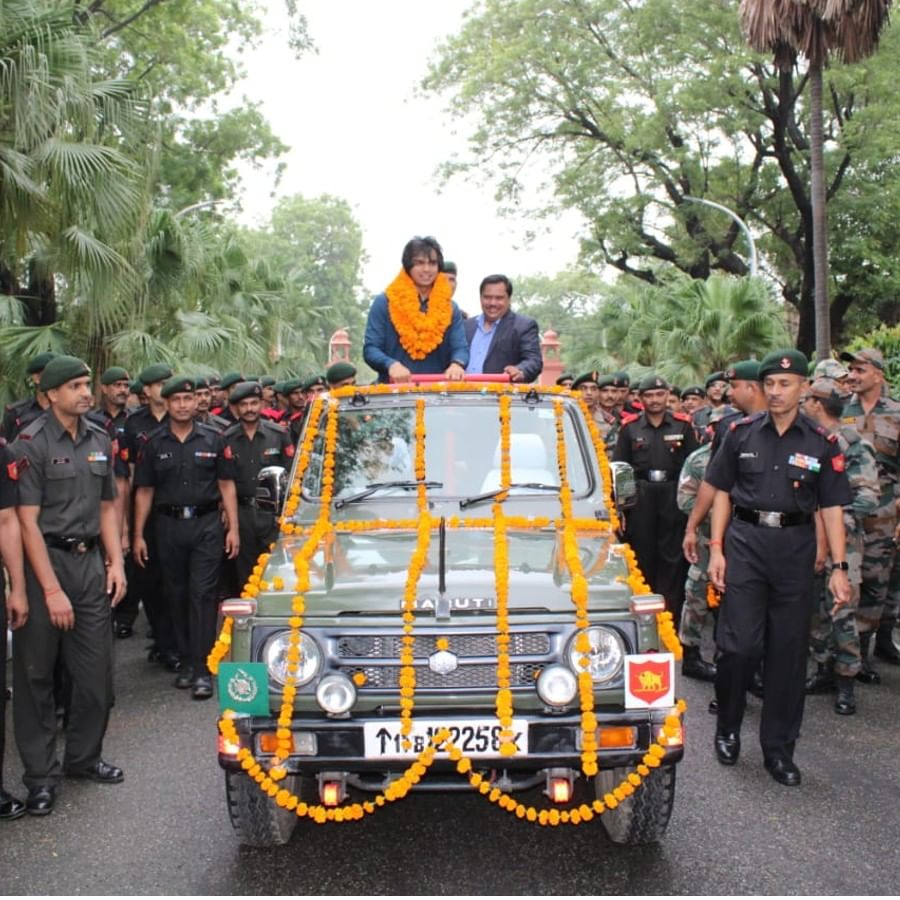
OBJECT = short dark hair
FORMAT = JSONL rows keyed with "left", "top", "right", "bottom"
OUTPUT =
{"left": 479, "top": 274, "right": 513, "bottom": 297}
{"left": 401, "top": 236, "right": 444, "bottom": 274}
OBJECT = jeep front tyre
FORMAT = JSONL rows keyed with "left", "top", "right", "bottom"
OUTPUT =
{"left": 225, "top": 770, "right": 301, "bottom": 847}
{"left": 595, "top": 764, "right": 676, "bottom": 845}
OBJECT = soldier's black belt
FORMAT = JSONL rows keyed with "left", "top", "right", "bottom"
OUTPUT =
{"left": 635, "top": 470, "right": 674, "bottom": 482}
{"left": 733, "top": 506, "right": 813, "bottom": 528}
{"left": 156, "top": 503, "right": 219, "bottom": 520}
{"left": 44, "top": 535, "right": 100, "bottom": 554}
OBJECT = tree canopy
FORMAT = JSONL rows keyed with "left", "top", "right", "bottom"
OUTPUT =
{"left": 424, "top": 0, "right": 900, "bottom": 354}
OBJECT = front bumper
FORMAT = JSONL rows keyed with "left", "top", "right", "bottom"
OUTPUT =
{"left": 218, "top": 705, "right": 684, "bottom": 780}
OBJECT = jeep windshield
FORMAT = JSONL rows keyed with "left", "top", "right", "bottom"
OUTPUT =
{"left": 298, "top": 395, "right": 593, "bottom": 503}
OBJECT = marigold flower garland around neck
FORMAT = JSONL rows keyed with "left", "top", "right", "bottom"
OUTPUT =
{"left": 384, "top": 269, "right": 453, "bottom": 361}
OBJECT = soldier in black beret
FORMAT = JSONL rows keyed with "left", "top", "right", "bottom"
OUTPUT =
{"left": 133, "top": 376, "right": 239, "bottom": 699}
{"left": 326, "top": 362, "right": 357, "bottom": 389}
{"left": 281, "top": 378, "right": 307, "bottom": 441}
{"left": 555, "top": 373, "right": 574, "bottom": 388}
{"left": 11, "top": 356, "right": 127, "bottom": 814}
{"left": 193, "top": 376, "right": 230, "bottom": 432}
{"left": 706, "top": 348, "right": 852, "bottom": 786}
{"left": 223, "top": 383, "right": 295, "bottom": 588}
{"left": 614, "top": 374, "right": 699, "bottom": 624}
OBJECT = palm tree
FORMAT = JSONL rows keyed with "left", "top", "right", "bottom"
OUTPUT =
{"left": 739, "top": 0, "right": 892, "bottom": 359}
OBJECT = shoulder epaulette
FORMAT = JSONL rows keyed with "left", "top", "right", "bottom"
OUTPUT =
{"left": 729, "top": 410, "right": 764, "bottom": 431}
{"left": 83, "top": 417, "right": 109, "bottom": 437}
{"left": 195, "top": 420, "right": 220, "bottom": 437}
{"left": 222, "top": 421, "right": 242, "bottom": 438}
{"left": 621, "top": 412, "right": 640, "bottom": 426}
{"left": 261, "top": 418, "right": 288, "bottom": 434}
{"left": 17, "top": 415, "right": 47, "bottom": 440}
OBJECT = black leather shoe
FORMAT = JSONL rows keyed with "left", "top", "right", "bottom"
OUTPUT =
{"left": 25, "top": 786, "right": 56, "bottom": 816}
{"left": 764, "top": 756, "right": 801, "bottom": 787}
{"left": 160, "top": 652, "right": 182, "bottom": 672}
{"left": 192, "top": 676, "right": 213, "bottom": 700}
{"left": 173, "top": 669, "right": 194, "bottom": 690}
{"left": 114, "top": 623, "right": 133, "bottom": 639}
{"left": 855, "top": 662, "right": 881, "bottom": 685}
{"left": 834, "top": 676, "right": 856, "bottom": 715}
{"left": 805, "top": 663, "right": 836, "bottom": 694}
{"left": 66, "top": 760, "right": 124, "bottom": 784}
{"left": 714, "top": 730, "right": 740, "bottom": 765}
{"left": 0, "top": 789, "right": 26, "bottom": 820}
{"left": 682, "top": 646, "right": 717, "bottom": 682}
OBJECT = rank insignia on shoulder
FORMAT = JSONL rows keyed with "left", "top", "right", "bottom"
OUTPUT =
{"left": 832, "top": 454, "right": 846, "bottom": 472}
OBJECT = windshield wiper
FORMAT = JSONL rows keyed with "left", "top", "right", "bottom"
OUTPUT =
{"left": 458, "top": 482, "right": 560, "bottom": 510}
{"left": 334, "top": 480, "right": 443, "bottom": 509}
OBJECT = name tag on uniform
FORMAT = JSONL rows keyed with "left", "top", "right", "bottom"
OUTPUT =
{"left": 788, "top": 453, "right": 821, "bottom": 473}
{"left": 51, "top": 457, "right": 70, "bottom": 465}
{"left": 157, "top": 452, "right": 173, "bottom": 461}
{"left": 664, "top": 434, "right": 683, "bottom": 442}
{"left": 739, "top": 451, "right": 758, "bottom": 459}
{"left": 195, "top": 451, "right": 217, "bottom": 459}
{"left": 87, "top": 452, "right": 108, "bottom": 463}
{"left": 262, "top": 447, "right": 281, "bottom": 456}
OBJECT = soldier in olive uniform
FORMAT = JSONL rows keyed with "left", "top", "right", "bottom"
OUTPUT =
{"left": 707, "top": 350, "right": 852, "bottom": 787}
{"left": 326, "top": 362, "right": 357, "bottom": 390}
{"left": 676, "top": 405, "right": 731, "bottom": 681}
{"left": 0, "top": 435, "right": 28, "bottom": 820}
{"left": 133, "top": 376, "right": 239, "bottom": 699}
{"left": 614, "top": 374, "right": 699, "bottom": 622}
{"left": 840, "top": 348, "right": 900, "bottom": 679}
{"left": 1, "top": 351, "right": 57, "bottom": 442}
{"left": 222, "top": 382, "right": 294, "bottom": 589}
{"left": 12, "top": 356, "right": 127, "bottom": 815}
{"left": 802, "top": 378, "right": 879, "bottom": 714}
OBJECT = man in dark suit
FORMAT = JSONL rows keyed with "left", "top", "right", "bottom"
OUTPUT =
{"left": 463, "top": 275, "right": 543, "bottom": 383}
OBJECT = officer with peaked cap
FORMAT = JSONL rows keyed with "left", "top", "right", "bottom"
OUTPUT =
{"left": 706, "top": 349, "right": 852, "bottom": 786}
{"left": 223, "top": 382, "right": 295, "bottom": 588}
{"left": 133, "top": 375, "right": 239, "bottom": 699}
{"left": 1, "top": 351, "right": 58, "bottom": 442}
{"left": 11, "top": 356, "right": 127, "bottom": 815}
{"left": 614, "top": 374, "right": 698, "bottom": 623}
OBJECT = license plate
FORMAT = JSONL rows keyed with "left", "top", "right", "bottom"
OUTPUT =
{"left": 363, "top": 718, "right": 528, "bottom": 759}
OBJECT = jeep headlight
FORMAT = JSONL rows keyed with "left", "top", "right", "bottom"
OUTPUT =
{"left": 263, "top": 631, "right": 322, "bottom": 687}
{"left": 316, "top": 673, "right": 357, "bottom": 715}
{"left": 567, "top": 627, "right": 624, "bottom": 684}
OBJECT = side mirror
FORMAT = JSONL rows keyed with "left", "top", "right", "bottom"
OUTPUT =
{"left": 609, "top": 461, "right": 637, "bottom": 512}
{"left": 256, "top": 465, "right": 288, "bottom": 513}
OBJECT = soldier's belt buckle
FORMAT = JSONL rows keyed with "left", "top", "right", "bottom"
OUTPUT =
{"left": 181, "top": 507, "right": 197, "bottom": 519}
{"left": 757, "top": 510, "right": 784, "bottom": 528}
{"left": 74, "top": 541, "right": 88, "bottom": 553}
{"left": 648, "top": 470, "right": 669, "bottom": 482}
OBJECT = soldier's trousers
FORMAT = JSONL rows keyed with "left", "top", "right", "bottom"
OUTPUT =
{"left": 679, "top": 567, "right": 716, "bottom": 649}
{"left": 715, "top": 519, "right": 815, "bottom": 762}
{"left": 0, "top": 585, "right": 9, "bottom": 789}
{"left": 858, "top": 505, "right": 896, "bottom": 632}
{"left": 626, "top": 481, "right": 688, "bottom": 623}
{"left": 132, "top": 511, "right": 177, "bottom": 654}
{"left": 155, "top": 511, "right": 223, "bottom": 676}
{"left": 13, "top": 548, "right": 113, "bottom": 788}
{"left": 235, "top": 505, "right": 278, "bottom": 591}
{"left": 810, "top": 572, "right": 861, "bottom": 677}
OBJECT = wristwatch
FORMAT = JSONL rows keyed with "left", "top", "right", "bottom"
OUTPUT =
{"left": 830, "top": 561, "right": 849, "bottom": 572}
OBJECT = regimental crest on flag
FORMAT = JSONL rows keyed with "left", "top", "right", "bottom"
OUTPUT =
{"left": 217, "top": 662, "right": 270, "bottom": 715}
{"left": 624, "top": 653, "right": 675, "bottom": 708}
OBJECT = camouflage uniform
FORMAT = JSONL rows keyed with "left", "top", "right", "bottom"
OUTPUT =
{"left": 809, "top": 426, "right": 879, "bottom": 676}
{"left": 841, "top": 393, "right": 900, "bottom": 632}
{"left": 595, "top": 408, "right": 620, "bottom": 448}
{"left": 676, "top": 443, "right": 716, "bottom": 650}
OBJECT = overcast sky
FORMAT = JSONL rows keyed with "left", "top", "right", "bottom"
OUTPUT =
{"left": 236, "top": 0, "right": 584, "bottom": 315}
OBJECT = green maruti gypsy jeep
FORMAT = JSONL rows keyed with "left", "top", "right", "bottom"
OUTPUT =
{"left": 213, "top": 381, "right": 684, "bottom": 847}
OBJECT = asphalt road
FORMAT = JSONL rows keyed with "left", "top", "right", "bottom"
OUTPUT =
{"left": 2, "top": 622, "right": 899, "bottom": 896}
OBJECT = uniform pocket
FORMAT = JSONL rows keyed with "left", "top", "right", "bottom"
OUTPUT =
{"left": 787, "top": 463, "right": 819, "bottom": 511}
{"left": 89, "top": 460, "right": 110, "bottom": 477}
{"left": 874, "top": 422, "right": 899, "bottom": 458}
{"left": 738, "top": 455, "right": 764, "bottom": 474}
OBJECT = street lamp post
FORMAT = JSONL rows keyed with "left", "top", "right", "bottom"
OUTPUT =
{"left": 683, "top": 195, "right": 758, "bottom": 278}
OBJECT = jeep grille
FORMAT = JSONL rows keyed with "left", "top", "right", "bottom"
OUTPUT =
{"left": 336, "top": 632, "right": 551, "bottom": 659}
